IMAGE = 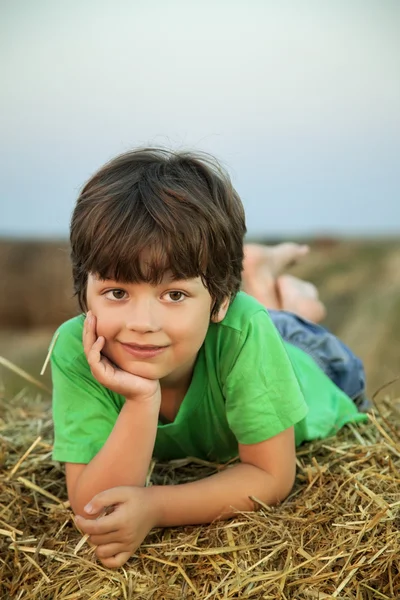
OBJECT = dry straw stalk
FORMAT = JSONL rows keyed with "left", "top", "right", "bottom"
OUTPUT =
{"left": 1, "top": 384, "right": 399, "bottom": 599}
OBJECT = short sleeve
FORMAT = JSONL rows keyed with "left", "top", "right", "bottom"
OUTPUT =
{"left": 223, "top": 310, "right": 308, "bottom": 445}
{"left": 51, "top": 322, "right": 124, "bottom": 463}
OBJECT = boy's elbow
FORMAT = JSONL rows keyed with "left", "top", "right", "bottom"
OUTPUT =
{"left": 277, "top": 472, "right": 296, "bottom": 502}
{"left": 257, "top": 468, "right": 296, "bottom": 507}
{"left": 65, "top": 462, "right": 95, "bottom": 518}
{"left": 68, "top": 480, "right": 102, "bottom": 519}
{"left": 69, "top": 493, "right": 87, "bottom": 518}
{"left": 278, "top": 461, "right": 297, "bottom": 502}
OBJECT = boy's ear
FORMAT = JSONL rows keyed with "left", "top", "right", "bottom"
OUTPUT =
{"left": 211, "top": 297, "right": 230, "bottom": 323}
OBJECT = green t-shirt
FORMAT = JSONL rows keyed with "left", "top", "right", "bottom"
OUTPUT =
{"left": 51, "top": 292, "right": 367, "bottom": 464}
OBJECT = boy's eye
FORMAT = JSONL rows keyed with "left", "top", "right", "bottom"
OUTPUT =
{"left": 165, "top": 291, "right": 186, "bottom": 303}
{"left": 105, "top": 289, "right": 127, "bottom": 300}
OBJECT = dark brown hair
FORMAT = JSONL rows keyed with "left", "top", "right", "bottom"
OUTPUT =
{"left": 70, "top": 148, "right": 246, "bottom": 318}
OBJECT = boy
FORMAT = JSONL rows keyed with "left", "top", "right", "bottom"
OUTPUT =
{"left": 51, "top": 148, "right": 368, "bottom": 568}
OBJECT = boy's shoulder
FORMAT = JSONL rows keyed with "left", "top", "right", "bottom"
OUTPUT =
{"left": 207, "top": 292, "right": 277, "bottom": 371}
{"left": 220, "top": 291, "right": 271, "bottom": 332}
{"left": 51, "top": 314, "right": 85, "bottom": 365}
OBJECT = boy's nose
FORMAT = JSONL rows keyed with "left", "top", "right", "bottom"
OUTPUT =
{"left": 125, "top": 299, "right": 161, "bottom": 333}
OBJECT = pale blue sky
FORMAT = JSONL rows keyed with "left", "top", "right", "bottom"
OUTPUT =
{"left": 1, "top": 0, "right": 399, "bottom": 238}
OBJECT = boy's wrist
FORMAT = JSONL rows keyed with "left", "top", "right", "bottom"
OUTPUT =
{"left": 124, "top": 390, "right": 161, "bottom": 407}
{"left": 144, "top": 485, "right": 166, "bottom": 527}
{"left": 121, "top": 393, "right": 161, "bottom": 423}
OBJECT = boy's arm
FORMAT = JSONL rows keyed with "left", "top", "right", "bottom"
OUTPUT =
{"left": 66, "top": 396, "right": 160, "bottom": 516}
{"left": 149, "top": 426, "right": 296, "bottom": 526}
{"left": 66, "top": 312, "right": 161, "bottom": 516}
{"left": 77, "top": 427, "right": 296, "bottom": 569}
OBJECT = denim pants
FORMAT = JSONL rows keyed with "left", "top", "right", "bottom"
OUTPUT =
{"left": 269, "top": 310, "right": 369, "bottom": 410}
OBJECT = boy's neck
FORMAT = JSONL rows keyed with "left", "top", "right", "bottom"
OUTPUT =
{"left": 159, "top": 386, "right": 187, "bottom": 424}
{"left": 159, "top": 357, "right": 196, "bottom": 423}
{"left": 160, "top": 352, "right": 197, "bottom": 390}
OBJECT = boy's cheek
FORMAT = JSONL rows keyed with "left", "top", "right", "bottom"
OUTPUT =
{"left": 92, "top": 316, "right": 110, "bottom": 341}
{"left": 95, "top": 320, "right": 109, "bottom": 339}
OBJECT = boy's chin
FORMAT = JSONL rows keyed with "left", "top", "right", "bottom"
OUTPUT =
{"left": 127, "top": 367, "right": 161, "bottom": 381}
{"left": 114, "top": 358, "right": 166, "bottom": 381}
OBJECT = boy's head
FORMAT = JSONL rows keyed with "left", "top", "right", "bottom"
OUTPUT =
{"left": 70, "top": 148, "right": 247, "bottom": 319}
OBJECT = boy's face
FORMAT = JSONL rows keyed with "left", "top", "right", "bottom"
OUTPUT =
{"left": 86, "top": 273, "right": 229, "bottom": 389}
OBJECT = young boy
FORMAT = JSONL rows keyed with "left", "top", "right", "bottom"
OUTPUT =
{"left": 51, "top": 148, "right": 368, "bottom": 568}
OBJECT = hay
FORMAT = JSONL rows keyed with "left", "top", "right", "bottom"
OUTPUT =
{"left": 1, "top": 386, "right": 399, "bottom": 600}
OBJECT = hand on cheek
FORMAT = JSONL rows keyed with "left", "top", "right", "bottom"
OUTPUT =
{"left": 82, "top": 311, "right": 160, "bottom": 402}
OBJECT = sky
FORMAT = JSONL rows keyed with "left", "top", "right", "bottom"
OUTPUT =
{"left": 1, "top": 0, "right": 399, "bottom": 239}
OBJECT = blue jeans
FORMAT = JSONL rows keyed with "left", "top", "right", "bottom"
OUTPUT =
{"left": 269, "top": 310, "right": 369, "bottom": 410}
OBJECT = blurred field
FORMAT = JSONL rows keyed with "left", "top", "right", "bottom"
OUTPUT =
{"left": 0, "top": 238, "right": 399, "bottom": 398}
{"left": 288, "top": 238, "right": 400, "bottom": 400}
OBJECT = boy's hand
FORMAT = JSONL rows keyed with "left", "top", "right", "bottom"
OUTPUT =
{"left": 83, "top": 312, "right": 160, "bottom": 401}
{"left": 75, "top": 486, "right": 158, "bottom": 569}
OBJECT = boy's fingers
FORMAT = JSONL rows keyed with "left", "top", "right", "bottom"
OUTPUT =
{"left": 86, "top": 337, "right": 106, "bottom": 369}
{"left": 98, "top": 550, "right": 132, "bottom": 569}
{"left": 89, "top": 530, "right": 120, "bottom": 546}
{"left": 75, "top": 514, "right": 119, "bottom": 536}
{"left": 85, "top": 487, "right": 132, "bottom": 514}
{"left": 83, "top": 311, "right": 99, "bottom": 355}
{"left": 88, "top": 352, "right": 116, "bottom": 387}
{"left": 95, "top": 542, "right": 127, "bottom": 559}
{"left": 83, "top": 318, "right": 94, "bottom": 355}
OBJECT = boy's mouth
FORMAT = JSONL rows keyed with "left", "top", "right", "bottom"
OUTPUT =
{"left": 119, "top": 342, "right": 168, "bottom": 359}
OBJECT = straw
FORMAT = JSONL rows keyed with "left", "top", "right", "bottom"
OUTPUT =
{"left": 1, "top": 388, "right": 399, "bottom": 599}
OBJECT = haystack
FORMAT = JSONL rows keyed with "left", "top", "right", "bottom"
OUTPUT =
{"left": 1, "top": 369, "right": 399, "bottom": 599}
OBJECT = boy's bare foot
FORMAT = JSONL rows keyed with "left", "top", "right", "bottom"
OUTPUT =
{"left": 276, "top": 275, "right": 326, "bottom": 323}
{"left": 242, "top": 243, "right": 310, "bottom": 309}
{"left": 244, "top": 243, "right": 310, "bottom": 277}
